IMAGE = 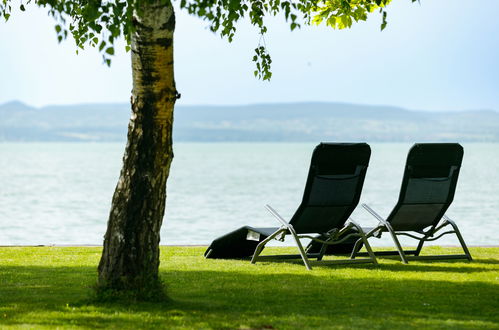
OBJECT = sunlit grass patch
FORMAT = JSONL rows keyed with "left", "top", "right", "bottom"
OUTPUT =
{"left": 0, "top": 246, "right": 498, "bottom": 329}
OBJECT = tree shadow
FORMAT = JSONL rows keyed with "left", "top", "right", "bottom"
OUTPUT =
{"left": 472, "top": 258, "right": 499, "bottom": 265}
{"left": 262, "top": 257, "right": 491, "bottom": 273}
{"left": 0, "top": 263, "right": 498, "bottom": 328}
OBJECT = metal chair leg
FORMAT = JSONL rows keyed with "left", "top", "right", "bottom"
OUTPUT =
{"left": 251, "top": 229, "right": 284, "bottom": 264}
{"left": 360, "top": 236, "right": 378, "bottom": 265}
{"left": 444, "top": 217, "right": 473, "bottom": 261}
{"left": 386, "top": 226, "right": 409, "bottom": 264}
{"left": 350, "top": 238, "right": 364, "bottom": 259}
{"left": 289, "top": 231, "right": 312, "bottom": 270}
{"left": 250, "top": 240, "right": 267, "bottom": 265}
{"left": 317, "top": 242, "right": 328, "bottom": 261}
{"left": 415, "top": 237, "right": 426, "bottom": 256}
{"left": 348, "top": 220, "right": 378, "bottom": 265}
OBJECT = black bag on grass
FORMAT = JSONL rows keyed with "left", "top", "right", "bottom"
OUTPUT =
{"left": 204, "top": 226, "right": 273, "bottom": 259}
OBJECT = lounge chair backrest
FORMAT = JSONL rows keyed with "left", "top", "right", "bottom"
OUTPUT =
{"left": 387, "top": 143, "right": 463, "bottom": 231}
{"left": 289, "top": 143, "right": 371, "bottom": 234}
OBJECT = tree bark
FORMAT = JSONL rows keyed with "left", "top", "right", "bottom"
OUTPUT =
{"left": 98, "top": 0, "right": 177, "bottom": 296}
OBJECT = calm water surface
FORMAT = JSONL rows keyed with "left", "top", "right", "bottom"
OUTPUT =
{"left": 0, "top": 142, "right": 497, "bottom": 246}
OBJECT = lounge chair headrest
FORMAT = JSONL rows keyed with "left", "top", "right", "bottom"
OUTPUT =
{"left": 312, "top": 143, "right": 371, "bottom": 175}
{"left": 407, "top": 143, "right": 463, "bottom": 178}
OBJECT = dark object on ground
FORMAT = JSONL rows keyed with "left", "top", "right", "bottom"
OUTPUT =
{"left": 355, "top": 143, "right": 473, "bottom": 263}
{"left": 205, "top": 143, "right": 377, "bottom": 269}
{"left": 203, "top": 226, "right": 273, "bottom": 259}
{"left": 306, "top": 228, "right": 363, "bottom": 255}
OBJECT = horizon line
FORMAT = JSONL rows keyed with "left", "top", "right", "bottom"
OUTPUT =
{"left": 1, "top": 99, "right": 497, "bottom": 114}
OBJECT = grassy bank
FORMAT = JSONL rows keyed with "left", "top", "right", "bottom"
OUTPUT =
{"left": 0, "top": 246, "right": 498, "bottom": 329}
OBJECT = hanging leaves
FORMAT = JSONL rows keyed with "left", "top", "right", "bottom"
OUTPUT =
{"left": 253, "top": 46, "right": 272, "bottom": 80}
{"left": 181, "top": 0, "right": 404, "bottom": 80}
{"left": 1, "top": 0, "right": 137, "bottom": 66}
{"left": 0, "top": 0, "right": 413, "bottom": 79}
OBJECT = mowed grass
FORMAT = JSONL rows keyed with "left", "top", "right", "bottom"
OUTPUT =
{"left": 0, "top": 246, "right": 498, "bottom": 329}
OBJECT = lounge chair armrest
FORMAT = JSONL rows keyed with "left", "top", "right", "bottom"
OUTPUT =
{"left": 440, "top": 214, "right": 458, "bottom": 229}
{"left": 347, "top": 217, "right": 382, "bottom": 237}
{"left": 346, "top": 218, "right": 363, "bottom": 232}
{"left": 361, "top": 203, "right": 389, "bottom": 226}
{"left": 265, "top": 204, "right": 291, "bottom": 228}
{"left": 442, "top": 214, "right": 453, "bottom": 224}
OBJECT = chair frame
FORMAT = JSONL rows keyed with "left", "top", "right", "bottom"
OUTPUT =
{"left": 250, "top": 204, "right": 378, "bottom": 270}
{"left": 353, "top": 203, "right": 472, "bottom": 263}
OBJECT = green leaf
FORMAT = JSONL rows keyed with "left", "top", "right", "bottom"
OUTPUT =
{"left": 381, "top": 11, "right": 387, "bottom": 31}
{"left": 105, "top": 47, "right": 114, "bottom": 55}
{"left": 19, "top": 4, "right": 25, "bottom": 11}
{"left": 99, "top": 41, "right": 106, "bottom": 52}
{"left": 55, "top": 25, "right": 61, "bottom": 33}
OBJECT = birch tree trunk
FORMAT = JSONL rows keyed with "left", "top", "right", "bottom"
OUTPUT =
{"left": 98, "top": 0, "right": 177, "bottom": 296}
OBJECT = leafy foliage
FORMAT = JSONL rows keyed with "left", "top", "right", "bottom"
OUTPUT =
{"left": 253, "top": 45, "right": 272, "bottom": 80}
{"left": 0, "top": 0, "right": 154, "bottom": 65}
{"left": 180, "top": 0, "right": 416, "bottom": 79}
{"left": 313, "top": 0, "right": 392, "bottom": 29}
{"left": 0, "top": 0, "right": 415, "bottom": 78}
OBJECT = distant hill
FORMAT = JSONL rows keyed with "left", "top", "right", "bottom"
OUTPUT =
{"left": 1, "top": 101, "right": 498, "bottom": 142}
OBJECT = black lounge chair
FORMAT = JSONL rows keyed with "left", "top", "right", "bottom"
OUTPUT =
{"left": 205, "top": 143, "right": 378, "bottom": 270}
{"left": 354, "top": 143, "right": 472, "bottom": 263}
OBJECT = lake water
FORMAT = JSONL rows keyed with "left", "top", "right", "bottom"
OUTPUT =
{"left": 0, "top": 142, "right": 497, "bottom": 247}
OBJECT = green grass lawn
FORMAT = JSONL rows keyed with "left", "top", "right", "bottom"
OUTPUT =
{"left": 0, "top": 246, "right": 498, "bottom": 329}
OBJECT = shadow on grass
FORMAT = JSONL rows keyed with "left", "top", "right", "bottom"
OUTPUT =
{"left": 0, "top": 263, "right": 498, "bottom": 329}
{"left": 472, "top": 258, "right": 499, "bottom": 265}
{"left": 263, "top": 258, "right": 490, "bottom": 273}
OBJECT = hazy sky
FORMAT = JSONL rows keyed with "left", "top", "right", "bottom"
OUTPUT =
{"left": 0, "top": 1, "right": 498, "bottom": 111}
